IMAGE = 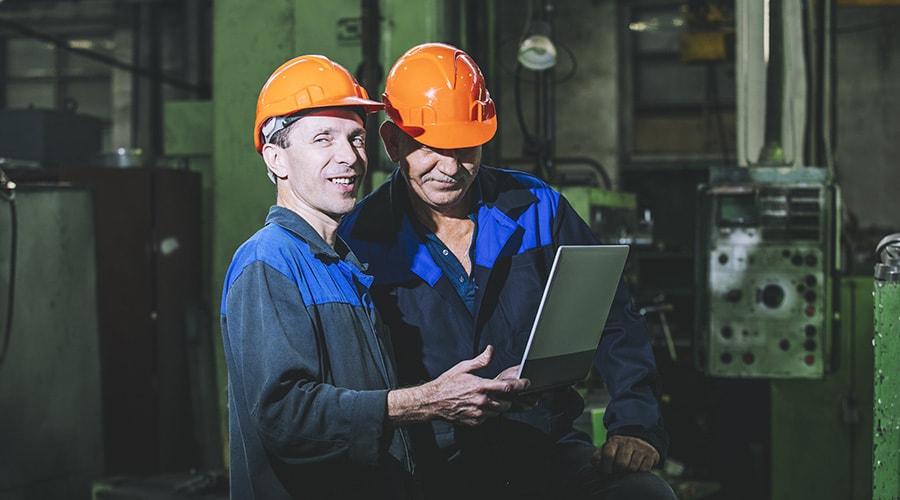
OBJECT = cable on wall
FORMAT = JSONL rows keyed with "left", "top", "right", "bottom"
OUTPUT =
{"left": 0, "top": 168, "right": 16, "bottom": 366}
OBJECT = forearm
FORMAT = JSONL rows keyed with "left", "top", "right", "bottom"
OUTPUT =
{"left": 386, "top": 377, "right": 495, "bottom": 425}
{"left": 385, "top": 379, "right": 495, "bottom": 427}
{"left": 386, "top": 384, "right": 437, "bottom": 426}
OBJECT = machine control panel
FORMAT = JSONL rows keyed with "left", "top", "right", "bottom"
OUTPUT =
{"left": 698, "top": 169, "right": 836, "bottom": 378}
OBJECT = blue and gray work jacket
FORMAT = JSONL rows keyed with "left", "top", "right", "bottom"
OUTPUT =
{"left": 221, "top": 206, "right": 416, "bottom": 500}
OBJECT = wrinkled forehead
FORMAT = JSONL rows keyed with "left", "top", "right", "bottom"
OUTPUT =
{"left": 300, "top": 107, "right": 365, "bottom": 122}
{"left": 284, "top": 108, "right": 366, "bottom": 136}
{"left": 288, "top": 107, "right": 365, "bottom": 132}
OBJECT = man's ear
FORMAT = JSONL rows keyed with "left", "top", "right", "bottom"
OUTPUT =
{"left": 261, "top": 143, "right": 287, "bottom": 181}
{"left": 379, "top": 121, "right": 401, "bottom": 162}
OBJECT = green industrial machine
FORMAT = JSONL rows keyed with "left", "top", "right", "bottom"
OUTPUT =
{"left": 557, "top": 186, "right": 650, "bottom": 247}
{"left": 696, "top": 167, "right": 838, "bottom": 379}
{"left": 873, "top": 234, "right": 900, "bottom": 499}
{"left": 695, "top": 166, "right": 876, "bottom": 498}
{"left": 770, "top": 276, "right": 873, "bottom": 499}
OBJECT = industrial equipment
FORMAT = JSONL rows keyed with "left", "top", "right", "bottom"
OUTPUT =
{"left": 9, "top": 166, "right": 206, "bottom": 478}
{"left": 0, "top": 109, "right": 104, "bottom": 165}
{"left": 559, "top": 185, "right": 652, "bottom": 248}
{"left": 678, "top": 0, "right": 735, "bottom": 64}
{"left": 0, "top": 185, "right": 105, "bottom": 498}
{"left": 873, "top": 233, "right": 900, "bottom": 499}
{"left": 696, "top": 166, "right": 838, "bottom": 378}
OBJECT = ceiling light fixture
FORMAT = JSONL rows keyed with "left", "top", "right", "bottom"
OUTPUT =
{"left": 517, "top": 20, "right": 557, "bottom": 71}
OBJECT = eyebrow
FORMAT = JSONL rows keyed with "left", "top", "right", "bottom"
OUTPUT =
{"left": 308, "top": 126, "right": 366, "bottom": 136}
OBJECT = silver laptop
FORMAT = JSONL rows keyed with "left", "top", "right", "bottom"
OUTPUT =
{"left": 516, "top": 244, "right": 630, "bottom": 393}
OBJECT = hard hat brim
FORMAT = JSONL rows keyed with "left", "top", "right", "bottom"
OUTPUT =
{"left": 309, "top": 96, "right": 384, "bottom": 115}
{"left": 394, "top": 116, "right": 497, "bottom": 150}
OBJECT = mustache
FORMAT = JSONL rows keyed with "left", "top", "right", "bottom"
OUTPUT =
{"left": 422, "top": 163, "right": 472, "bottom": 184}
{"left": 423, "top": 172, "right": 458, "bottom": 183}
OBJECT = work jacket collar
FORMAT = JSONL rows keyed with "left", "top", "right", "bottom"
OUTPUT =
{"left": 350, "top": 166, "right": 538, "bottom": 243}
{"left": 266, "top": 205, "right": 362, "bottom": 268}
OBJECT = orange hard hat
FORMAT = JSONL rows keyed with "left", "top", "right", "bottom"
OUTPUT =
{"left": 382, "top": 43, "right": 497, "bottom": 149}
{"left": 253, "top": 54, "right": 383, "bottom": 153}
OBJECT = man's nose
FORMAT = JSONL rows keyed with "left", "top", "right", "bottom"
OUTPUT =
{"left": 433, "top": 147, "right": 463, "bottom": 167}
{"left": 336, "top": 138, "right": 362, "bottom": 164}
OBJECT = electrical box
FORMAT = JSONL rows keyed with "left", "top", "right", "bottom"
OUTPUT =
{"left": 696, "top": 167, "right": 838, "bottom": 378}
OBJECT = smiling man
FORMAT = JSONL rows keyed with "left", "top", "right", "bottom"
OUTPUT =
{"left": 220, "top": 55, "right": 530, "bottom": 500}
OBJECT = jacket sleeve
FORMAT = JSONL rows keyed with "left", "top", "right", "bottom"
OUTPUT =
{"left": 553, "top": 195, "right": 670, "bottom": 460}
{"left": 223, "top": 261, "right": 390, "bottom": 466}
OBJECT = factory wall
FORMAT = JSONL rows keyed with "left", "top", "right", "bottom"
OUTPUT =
{"left": 835, "top": 6, "right": 900, "bottom": 232}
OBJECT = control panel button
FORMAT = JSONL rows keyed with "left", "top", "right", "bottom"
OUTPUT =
{"left": 760, "top": 284, "right": 786, "bottom": 308}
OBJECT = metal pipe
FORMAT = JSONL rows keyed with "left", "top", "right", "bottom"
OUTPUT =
{"left": 360, "top": 0, "right": 381, "bottom": 193}
{"left": 538, "top": 0, "right": 555, "bottom": 181}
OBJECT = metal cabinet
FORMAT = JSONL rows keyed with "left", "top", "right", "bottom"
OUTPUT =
{"left": 11, "top": 166, "right": 205, "bottom": 477}
{"left": 63, "top": 166, "right": 203, "bottom": 475}
{"left": 0, "top": 185, "right": 104, "bottom": 500}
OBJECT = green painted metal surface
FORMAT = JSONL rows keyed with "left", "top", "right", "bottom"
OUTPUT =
{"left": 163, "top": 101, "right": 212, "bottom": 157}
{"left": 380, "top": 0, "right": 447, "bottom": 68}
{"left": 212, "top": 0, "right": 296, "bottom": 469}
{"left": 873, "top": 234, "right": 900, "bottom": 499}
{"left": 558, "top": 185, "right": 637, "bottom": 222}
{"left": 294, "top": 0, "right": 365, "bottom": 72}
{"left": 770, "top": 276, "right": 873, "bottom": 500}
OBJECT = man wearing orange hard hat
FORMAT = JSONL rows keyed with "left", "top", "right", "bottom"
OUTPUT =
{"left": 221, "top": 53, "right": 529, "bottom": 500}
{"left": 339, "top": 43, "right": 676, "bottom": 500}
